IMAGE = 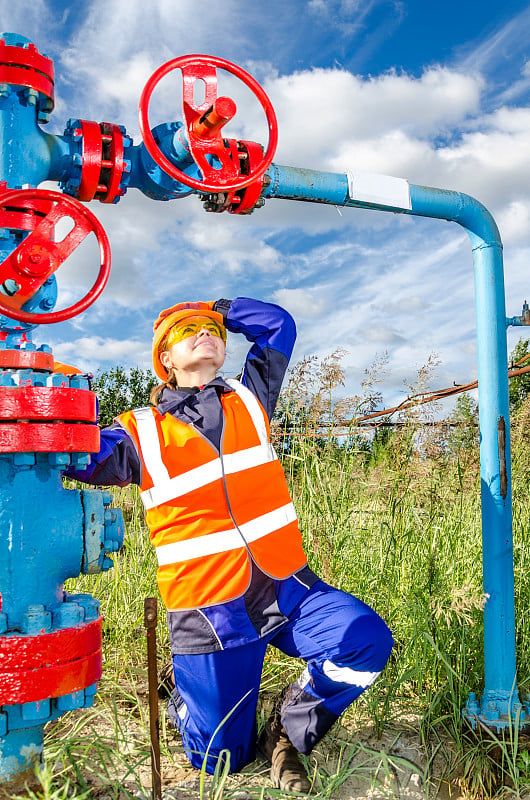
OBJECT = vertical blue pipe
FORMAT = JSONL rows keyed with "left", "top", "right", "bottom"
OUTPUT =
{"left": 264, "top": 167, "right": 519, "bottom": 724}
{"left": 402, "top": 187, "right": 516, "bottom": 718}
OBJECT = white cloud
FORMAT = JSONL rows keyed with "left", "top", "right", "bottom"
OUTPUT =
{"left": 53, "top": 335, "right": 151, "bottom": 373}
{"left": 7, "top": 1, "right": 530, "bottom": 411}
{"left": 0, "top": 2, "right": 51, "bottom": 42}
{"left": 496, "top": 201, "right": 530, "bottom": 245}
{"left": 264, "top": 66, "right": 482, "bottom": 169}
{"left": 273, "top": 288, "right": 329, "bottom": 317}
{"left": 457, "top": 6, "right": 530, "bottom": 78}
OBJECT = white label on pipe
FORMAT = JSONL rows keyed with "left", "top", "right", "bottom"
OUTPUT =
{"left": 347, "top": 170, "right": 412, "bottom": 210}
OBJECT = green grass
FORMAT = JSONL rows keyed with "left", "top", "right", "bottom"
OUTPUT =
{"left": 6, "top": 398, "right": 530, "bottom": 799}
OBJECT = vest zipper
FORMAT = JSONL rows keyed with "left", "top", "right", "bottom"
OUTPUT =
{"left": 187, "top": 416, "right": 251, "bottom": 553}
{"left": 217, "top": 416, "right": 254, "bottom": 557}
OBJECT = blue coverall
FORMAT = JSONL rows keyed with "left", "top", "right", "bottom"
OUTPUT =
{"left": 70, "top": 297, "right": 393, "bottom": 773}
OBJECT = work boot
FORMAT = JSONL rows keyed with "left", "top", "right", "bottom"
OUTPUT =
{"left": 258, "top": 702, "right": 311, "bottom": 794}
{"left": 157, "top": 661, "right": 175, "bottom": 700}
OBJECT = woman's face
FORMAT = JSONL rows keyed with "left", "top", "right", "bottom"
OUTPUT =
{"left": 160, "top": 317, "right": 226, "bottom": 379}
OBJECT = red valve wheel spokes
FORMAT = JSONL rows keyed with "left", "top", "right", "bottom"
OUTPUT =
{"left": 138, "top": 54, "right": 278, "bottom": 193}
{"left": 0, "top": 189, "right": 111, "bottom": 324}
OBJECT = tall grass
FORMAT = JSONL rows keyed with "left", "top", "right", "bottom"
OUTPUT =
{"left": 6, "top": 355, "right": 530, "bottom": 798}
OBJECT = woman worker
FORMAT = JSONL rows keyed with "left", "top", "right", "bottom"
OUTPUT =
{"left": 72, "top": 296, "right": 393, "bottom": 793}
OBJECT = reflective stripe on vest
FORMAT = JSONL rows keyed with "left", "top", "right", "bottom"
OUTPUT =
{"left": 225, "top": 379, "right": 268, "bottom": 444}
{"left": 135, "top": 380, "right": 276, "bottom": 511}
{"left": 141, "top": 442, "right": 277, "bottom": 510}
{"left": 156, "top": 501, "right": 297, "bottom": 565}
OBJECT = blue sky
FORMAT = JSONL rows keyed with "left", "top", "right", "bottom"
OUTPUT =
{"left": 3, "top": 0, "right": 530, "bottom": 410}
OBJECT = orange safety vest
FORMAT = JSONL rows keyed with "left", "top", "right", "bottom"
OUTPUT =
{"left": 116, "top": 379, "right": 307, "bottom": 610}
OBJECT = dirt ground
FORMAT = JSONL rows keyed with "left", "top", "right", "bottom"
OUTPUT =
{"left": 19, "top": 678, "right": 527, "bottom": 800}
{"left": 144, "top": 718, "right": 464, "bottom": 800}
{"left": 87, "top": 702, "right": 466, "bottom": 800}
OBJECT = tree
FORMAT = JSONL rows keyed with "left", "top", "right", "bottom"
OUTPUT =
{"left": 509, "top": 338, "right": 530, "bottom": 413}
{"left": 91, "top": 366, "right": 157, "bottom": 426}
{"left": 447, "top": 392, "right": 479, "bottom": 458}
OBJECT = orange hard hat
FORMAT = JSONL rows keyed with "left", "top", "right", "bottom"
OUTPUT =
{"left": 152, "top": 301, "right": 226, "bottom": 380}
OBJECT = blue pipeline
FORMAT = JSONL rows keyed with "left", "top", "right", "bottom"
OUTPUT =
{"left": 264, "top": 164, "right": 519, "bottom": 725}
{"left": 0, "top": 82, "right": 196, "bottom": 200}
{"left": 0, "top": 44, "right": 127, "bottom": 782}
{"left": 0, "top": 30, "right": 519, "bottom": 729}
{"left": 0, "top": 365, "right": 125, "bottom": 786}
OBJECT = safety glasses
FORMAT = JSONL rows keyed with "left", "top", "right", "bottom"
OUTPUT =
{"left": 166, "top": 316, "right": 227, "bottom": 346}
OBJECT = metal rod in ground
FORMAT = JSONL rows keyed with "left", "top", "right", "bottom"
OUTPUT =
{"left": 144, "top": 597, "right": 162, "bottom": 800}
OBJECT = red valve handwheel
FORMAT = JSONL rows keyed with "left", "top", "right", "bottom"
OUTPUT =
{"left": 0, "top": 189, "right": 111, "bottom": 324}
{"left": 139, "top": 54, "right": 278, "bottom": 193}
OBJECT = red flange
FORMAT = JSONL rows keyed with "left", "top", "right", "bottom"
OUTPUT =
{"left": 0, "top": 422, "right": 100, "bottom": 453}
{"left": 0, "top": 40, "right": 54, "bottom": 111}
{"left": 77, "top": 120, "right": 103, "bottom": 202}
{"left": 0, "top": 387, "right": 96, "bottom": 422}
{"left": 0, "top": 350, "right": 54, "bottom": 371}
{"left": 0, "top": 619, "right": 101, "bottom": 704}
{"left": 75, "top": 121, "right": 126, "bottom": 204}
{"left": 229, "top": 140, "right": 266, "bottom": 214}
{"left": 100, "top": 122, "right": 125, "bottom": 204}
{"left": 139, "top": 54, "right": 278, "bottom": 192}
{"left": 0, "top": 189, "right": 111, "bottom": 324}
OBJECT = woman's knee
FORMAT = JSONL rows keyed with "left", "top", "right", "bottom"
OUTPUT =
{"left": 338, "top": 609, "right": 394, "bottom": 673}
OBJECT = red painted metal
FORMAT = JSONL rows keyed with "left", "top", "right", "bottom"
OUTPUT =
{"left": 0, "top": 189, "right": 111, "bottom": 324}
{"left": 77, "top": 120, "right": 103, "bottom": 202}
{"left": 0, "top": 619, "right": 101, "bottom": 704}
{"left": 0, "top": 350, "right": 54, "bottom": 371}
{"left": 0, "top": 187, "right": 54, "bottom": 232}
{"left": 138, "top": 54, "right": 278, "bottom": 192}
{"left": 100, "top": 122, "right": 125, "bottom": 204}
{"left": 229, "top": 140, "right": 265, "bottom": 215}
{"left": 0, "top": 388, "right": 96, "bottom": 421}
{"left": 0, "top": 41, "right": 54, "bottom": 108}
{"left": 0, "top": 422, "right": 100, "bottom": 452}
{"left": 67, "top": 121, "right": 126, "bottom": 203}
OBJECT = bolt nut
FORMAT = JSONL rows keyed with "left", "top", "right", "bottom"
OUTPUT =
{"left": 22, "top": 699, "right": 51, "bottom": 721}
{"left": 104, "top": 508, "right": 117, "bottom": 524}
{"left": 69, "top": 375, "right": 89, "bottom": 389}
{"left": 48, "top": 452, "right": 71, "bottom": 468}
{"left": 71, "top": 453, "right": 91, "bottom": 469}
{"left": 101, "top": 555, "right": 114, "bottom": 572}
{"left": 21, "top": 605, "right": 52, "bottom": 635}
{"left": 48, "top": 374, "right": 68, "bottom": 387}
{"left": 13, "top": 452, "right": 36, "bottom": 467}
{"left": 484, "top": 700, "right": 500, "bottom": 721}
{"left": 53, "top": 602, "right": 84, "bottom": 629}
{"left": 24, "top": 88, "right": 38, "bottom": 106}
{"left": 68, "top": 593, "right": 100, "bottom": 622}
{"left": 83, "top": 681, "right": 98, "bottom": 708}
{"left": 56, "top": 690, "right": 84, "bottom": 712}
